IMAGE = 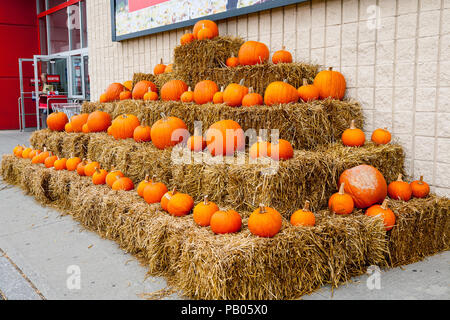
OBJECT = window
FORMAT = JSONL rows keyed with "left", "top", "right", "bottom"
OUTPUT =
{"left": 68, "top": 4, "right": 81, "bottom": 50}
{"left": 48, "top": 8, "right": 70, "bottom": 54}
{"left": 39, "top": 18, "right": 48, "bottom": 55}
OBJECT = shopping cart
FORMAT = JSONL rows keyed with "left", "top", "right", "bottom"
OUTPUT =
{"left": 51, "top": 103, "right": 82, "bottom": 119}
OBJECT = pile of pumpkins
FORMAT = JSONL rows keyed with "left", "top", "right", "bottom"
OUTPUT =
{"left": 342, "top": 119, "right": 392, "bottom": 147}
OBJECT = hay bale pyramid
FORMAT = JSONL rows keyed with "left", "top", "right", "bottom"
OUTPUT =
{"left": 2, "top": 21, "right": 449, "bottom": 300}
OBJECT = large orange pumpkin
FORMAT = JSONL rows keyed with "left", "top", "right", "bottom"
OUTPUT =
{"left": 338, "top": 164, "right": 387, "bottom": 209}
{"left": 205, "top": 119, "right": 245, "bottom": 156}
{"left": 70, "top": 113, "right": 89, "bottom": 132}
{"left": 132, "top": 80, "right": 158, "bottom": 100}
{"left": 223, "top": 80, "right": 248, "bottom": 107}
{"left": 150, "top": 115, "right": 188, "bottom": 149}
{"left": 313, "top": 67, "right": 346, "bottom": 100}
{"left": 86, "top": 111, "right": 111, "bottom": 132}
{"left": 193, "top": 20, "right": 218, "bottom": 39}
{"left": 264, "top": 81, "right": 299, "bottom": 106}
{"left": 105, "top": 83, "right": 125, "bottom": 101}
{"left": 238, "top": 41, "right": 269, "bottom": 66}
{"left": 47, "top": 112, "right": 68, "bottom": 131}
{"left": 248, "top": 204, "right": 282, "bottom": 238}
{"left": 110, "top": 114, "right": 141, "bottom": 140}
{"left": 160, "top": 80, "right": 188, "bottom": 101}
{"left": 193, "top": 80, "right": 219, "bottom": 104}
{"left": 210, "top": 210, "right": 242, "bottom": 234}
{"left": 167, "top": 193, "right": 194, "bottom": 217}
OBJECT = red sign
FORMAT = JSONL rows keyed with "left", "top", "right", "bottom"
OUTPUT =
{"left": 30, "top": 79, "right": 42, "bottom": 85}
{"left": 129, "top": 0, "right": 169, "bottom": 12}
{"left": 47, "top": 75, "right": 60, "bottom": 83}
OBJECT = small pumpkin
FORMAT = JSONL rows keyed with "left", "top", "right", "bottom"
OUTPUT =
{"left": 167, "top": 193, "right": 194, "bottom": 216}
{"left": 290, "top": 201, "right": 316, "bottom": 227}
{"left": 13, "top": 145, "right": 24, "bottom": 157}
{"left": 76, "top": 160, "right": 87, "bottom": 175}
{"left": 66, "top": 155, "right": 82, "bottom": 171}
{"left": 143, "top": 179, "right": 168, "bottom": 204}
{"left": 371, "top": 128, "right": 391, "bottom": 145}
{"left": 86, "top": 111, "right": 111, "bottom": 133}
{"left": 143, "top": 87, "right": 158, "bottom": 101}
{"left": 133, "top": 125, "right": 152, "bottom": 142}
{"left": 226, "top": 53, "right": 239, "bottom": 68}
{"left": 387, "top": 173, "right": 412, "bottom": 201}
{"left": 264, "top": 80, "right": 299, "bottom": 106}
{"left": 193, "top": 20, "right": 218, "bottom": 39}
{"left": 110, "top": 114, "right": 141, "bottom": 140}
{"left": 112, "top": 176, "right": 134, "bottom": 191}
{"left": 410, "top": 176, "right": 430, "bottom": 198}
{"left": 82, "top": 123, "right": 90, "bottom": 133}
{"left": 164, "top": 64, "right": 173, "bottom": 73}
{"left": 21, "top": 147, "right": 32, "bottom": 159}
{"left": 106, "top": 169, "right": 124, "bottom": 187}
{"left": 65, "top": 122, "right": 73, "bottom": 133}
{"left": 32, "top": 147, "right": 50, "bottom": 164}
{"left": 242, "top": 87, "right": 263, "bottom": 107}
{"left": 180, "top": 32, "right": 195, "bottom": 45}
{"left": 297, "top": 78, "right": 320, "bottom": 102}
{"left": 328, "top": 182, "right": 355, "bottom": 215}
{"left": 270, "top": 139, "right": 294, "bottom": 161}
{"left": 210, "top": 209, "right": 242, "bottom": 234}
{"left": 47, "top": 112, "right": 68, "bottom": 131}
{"left": 342, "top": 119, "right": 365, "bottom": 147}
{"left": 45, "top": 154, "right": 58, "bottom": 168}
{"left": 150, "top": 114, "right": 188, "bottom": 150}
{"left": 136, "top": 174, "right": 152, "bottom": 197}
{"left": 272, "top": 46, "right": 293, "bottom": 64}
{"left": 119, "top": 90, "right": 132, "bottom": 100}
{"left": 154, "top": 58, "right": 166, "bottom": 75}
{"left": 28, "top": 149, "right": 41, "bottom": 159}
{"left": 187, "top": 129, "right": 206, "bottom": 152}
{"left": 70, "top": 113, "right": 89, "bottom": 132}
{"left": 161, "top": 187, "right": 177, "bottom": 211}
{"left": 194, "top": 80, "right": 219, "bottom": 105}
{"left": 132, "top": 80, "right": 158, "bottom": 100}
{"left": 53, "top": 158, "right": 67, "bottom": 171}
{"left": 238, "top": 41, "right": 270, "bottom": 66}
{"left": 212, "top": 86, "right": 224, "bottom": 104}
{"left": 248, "top": 204, "right": 282, "bottom": 238}
{"left": 92, "top": 168, "right": 108, "bottom": 185}
{"left": 193, "top": 195, "right": 219, "bottom": 227}
{"left": 197, "top": 26, "right": 214, "bottom": 40}
{"left": 249, "top": 137, "right": 271, "bottom": 159}
{"left": 366, "top": 198, "right": 396, "bottom": 231}
{"left": 313, "top": 67, "right": 346, "bottom": 100}
{"left": 123, "top": 80, "right": 133, "bottom": 91}
{"left": 84, "top": 161, "right": 100, "bottom": 177}
{"left": 223, "top": 79, "right": 249, "bottom": 107}
{"left": 205, "top": 119, "right": 245, "bottom": 156}
{"left": 105, "top": 83, "right": 125, "bottom": 101}
{"left": 339, "top": 164, "right": 387, "bottom": 209}
{"left": 99, "top": 93, "right": 108, "bottom": 103}
{"left": 180, "top": 87, "right": 194, "bottom": 103}
{"left": 160, "top": 80, "right": 188, "bottom": 101}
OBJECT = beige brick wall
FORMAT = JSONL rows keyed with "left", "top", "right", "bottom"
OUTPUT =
{"left": 87, "top": 0, "right": 450, "bottom": 196}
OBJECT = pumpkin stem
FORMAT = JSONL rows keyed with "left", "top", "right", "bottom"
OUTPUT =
{"left": 282, "top": 45, "right": 286, "bottom": 50}
{"left": 204, "top": 195, "right": 209, "bottom": 205}
{"left": 187, "top": 86, "right": 192, "bottom": 92}
{"left": 328, "top": 67, "right": 333, "bottom": 71}
{"left": 338, "top": 183, "right": 345, "bottom": 195}
{"left": 381, "top": 198, "right": 389, "bottom": 210}
{"left": 220, "top": 86, "right": 224, "bottom": 92}
{"left": 248, "top": 87, "right": 254, "bottom": 93}
{"left": 239, "top": 78, "right": 245, "bottom": 86}
{"left": 419, "top": 175, "right": 424, "bottom": 184}
{"left": 152, "top": 175, "right": 157, "bottom": 182}
{"left": 397, "top": 173, "right": 403, "bottom": 182}
{"left": 302, "top": 78, "right": 308, "bottom": 86}
{"left": 349, "top": 119, "right": 357, "bottom": 129}
{"left": 171, "top": 187, "right": 177, "bottom": 194}
{"left": 144, "top": 174, "right": 150, "bottom": 182}
{"left": 160, "top": 58, "right": 163, "bottom": 64}
{"left": 303, "top": 200, "right": 310, "bottom": 212}
{"left": 259, "top": 203, "right": 266, "bottom": 214}
{"left": 95, "top": 167, "right": 101, "bottom": 174}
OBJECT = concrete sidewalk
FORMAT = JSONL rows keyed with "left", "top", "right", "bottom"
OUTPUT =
{"left": 0, "top": 130, "right": 448, "bottom": 300}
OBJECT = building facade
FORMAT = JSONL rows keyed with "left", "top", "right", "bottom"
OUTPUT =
{"left": 86, "top": 0, "right": 450, "bottom": 196}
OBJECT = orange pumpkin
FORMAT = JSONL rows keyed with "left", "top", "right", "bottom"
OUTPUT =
{"left": 180, "top": 32, "right": 195, "bottom": 45}
{"left": 154, "top": 59, "right": 166, "bottom": 75}
{"left": 65, "top": 122, "right": 73, "bottom": 133}
{"left": 112, "top": 177, "right": 134, "bottom": 191}
{"left": 86, "top": 111, "right": 111, "bottom": 133}
{"left": 13, "top": 145, "right": 24, "bottom": 157}
{"left": 161, "top": 186, "right": 177, "bottom": 211}
{"left": 167, "top": 193, "right": 194, "bottom": 216}
{"left": 226, "top": 54, "right": 239, "bottom": 68}
{"left": 105, "top": 83, "right": 125, "bottom": 101}
{"left": 164, "top": 64, "right": 173, "bottom": 73}
{"left": 238, "top": 41, "right": 269, "bottom": 66}
{"left": 328, "top": 183, "right": 355, "bottom": 215}
{"left": 82, "top": 123, "right": 90, "bottom": 133}
{"left": 242, "top": 87, "right": 263, "bottom": 107}
{"left": 249, "top": 137, "right": 271, "bottom": 159}
{"left": 366, "top": 199, "right": 396, "bottom": 231}
{"left": 119, "top": 90, "right": 132, "bottom": 101}
{"left": 47, "top": 112, "right": 68, "bottom": 131}
{"left": 205, "top": 119, "right": 245, "bottom": 156}
{"left": 223, "top": 79, "right": 248, "bottom": 107}
{"left": 313, "top": 67, "right": 346, "bottom": 100}
{"left": 180, "top": 87, "right": 194, "bottom": 103}
{"left": 388, "top": 173, "right": 412, "bottom": 201}
{"left": 66, "top": 156, "right": 82, "bottom": 171}
{"left": 248, "top": 204, "right": 282, "bottom": 238}
{"left": 272, "top": 46, "right": 293, "bottom": 64}
{"left": 106, "top": 169, "right": 124, "bottom": 188}
{"left": 193, "top": 20, "right": 218, "bottom": 39}
{"left": 21, "top": 147, "right": 32, "bottom": 159}
{"left": 187, "top": 130, "right": 206, "bottom": 152}
{"left": 76, "top": 160, "right": 87, "bottom": 175}
{"left": 143, "top": 87, "right": 158, "bottom": 101}
{"left": 193, "top": 195, "right": 219, "bottom": 227}
{"left": 342, "top": 120, "right": 365, "bottom": 147}
{"left": 45, "top": 154, "right": 58, "bottom": 168}
{"left": 410, "top": 176, "right": 430, "bottom": 199}
{"left": 110, "top": 114, "right": 141, "bottom": 140}
{"left": 28, "top": 149, "right": 40, "bottom": 159}
{"left": 210, "top": 210, "right": 242, "bottom": 234}
{"left": 264, "top": 80, "right": 299, "bottom": 106}
{"left": 92, "top": 168, "right": 108, "bottom": 185}
{"left": 297, "top": 78, "right": 320, "bottom": 102}
{"left": 133, "top": 125, "right": 152, "bottom": 142}
{"left": 339, "top": 164, "right": 387, "bottom": 209}
{"left": 99, "top": 93, "right": 108, "bottom": 103}
{"left": 143, "top": 180, "right": 168, "bottom": 204}
{"left": 194, "top": 80, "right": 219, "bottom": 104}
{"left": 32, "top": 148, "right": 50, "bottom": 164}
{"left": 197, "top": 26, "right": 214, "bottom": 40}
{"left": 212, "top": 86, "right": 224, "bottom": 104}
{"left": 84, "top": 161, "right": 100, "bottom": 177}
{"left": 132, "top": 80, "right": 158, "bottom": 100}
{"left": 53, "top": 158, "right": 67, "bottom": 171}
{"left": 150, "top": 115, "right": 188, "bottom": 149}
{"left": 123, "top": 80, "right": 133, "bottom": 91}
{"left": 371, "top": 128, "right": 391, "bottom": 145}
{"left": 70, "top": 113, "right": 89, "bottom": 132}
{"left": 270, "top": 139, "right": 294, "bottom": 161}
{"left": 290, "top": 201, "right": 316, "bottom": 226}
{"left": 136, "top": 175, "right": 152, "bottom": 197}
{"left": 160, "top": 80, "right": 188, "bottom": 101}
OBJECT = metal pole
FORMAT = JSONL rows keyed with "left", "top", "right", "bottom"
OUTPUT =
{"left": 18, "top": 59, "right": 26, "bottom": 131}
{"left": 34, "top": 55, "right": 40, "bottom": 130}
